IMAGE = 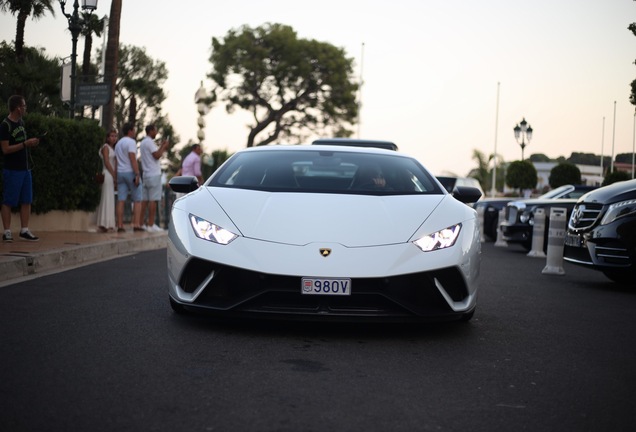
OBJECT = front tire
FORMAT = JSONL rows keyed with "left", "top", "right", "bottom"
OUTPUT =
{"left": 460, "top": 309, "right": 475, "bottom": 321}
{"left": 486, "top": 218, "right": 498, "bottom": 242}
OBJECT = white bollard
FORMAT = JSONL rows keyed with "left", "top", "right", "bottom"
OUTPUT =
{"left": 527, "top": 208, "right": 547, "bottom": 258}
{"left": 477, "top": 206, "right": 485, "bottom": 243}
{"left": 542, "top": 207, "right": 567, "bottom": 275}
{"left": 494, "top": 208, "right": 508, "bottom": 247}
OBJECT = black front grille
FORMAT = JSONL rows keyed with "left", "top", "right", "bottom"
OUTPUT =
{"left": 179, "top": 259, "right": 470, "bottom": 318}
{"left": 564, "top": 244, "right": 593, "bottom": 264}
{"left": 569, "top": 203, "right": 604, "bottom": 230}
{"left": 505, "top": 206, "right": 518, "bottom": 224}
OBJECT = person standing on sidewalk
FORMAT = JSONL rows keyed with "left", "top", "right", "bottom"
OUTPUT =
{"left": 96, "top": 129, "right": 118, "bottom": 232}
{"left": 139, "top": 124, "right": 170, "bottom": 232}
{"left": 180, "top": 143, "right": 203, "bottom": 185}
{"left": 0, "top": 95, "right": 40, "bottom": 242}
{"left": 114, "top": 123, "right": 144, "bottom": 232}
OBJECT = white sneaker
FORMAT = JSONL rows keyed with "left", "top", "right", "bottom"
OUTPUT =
{"left": 149, "top": 224, "right": 164, "bottom": 232}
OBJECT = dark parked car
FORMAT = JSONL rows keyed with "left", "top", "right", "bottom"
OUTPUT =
{"left": 563, "top": 179, "right": 636, "bottom": 284}
{"left": 473, "top": 197, "right": 519, "bottom": 241}
{"left": 500, "top": 184, "right": 597, "bottom": 250}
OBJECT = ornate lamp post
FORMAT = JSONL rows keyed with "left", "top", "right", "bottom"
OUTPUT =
{"left": 195, "top": 81, "right": 210, "bottom": 143}
{"left": 513, "top": 117, "right": 533, "bottom": 161}
{"left": 59, "top": 0, "right": 99, "bottom": 118}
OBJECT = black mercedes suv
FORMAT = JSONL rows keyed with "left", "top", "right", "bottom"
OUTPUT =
{"left": 563, "top": 179, "right": 636, "bottom": 284}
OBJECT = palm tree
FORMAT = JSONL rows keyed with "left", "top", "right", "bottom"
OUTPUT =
{"left": 469, "top": 149, "right": 492, "bottom": 192}
{"left": 469, "top": 149, "right": 506, "bottom": 194}
{"left": 101, "top": 0, "right": 121, "bottom": 130}
{"left": 0, "top": 0, "right": 56, "bottom": 63}
{"left": 80, "top": 11, "right": 104, "bottom": 79}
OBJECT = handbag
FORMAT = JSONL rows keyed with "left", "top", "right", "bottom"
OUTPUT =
{"left": 95, "top": 143, "right": 108, "bottom": 184}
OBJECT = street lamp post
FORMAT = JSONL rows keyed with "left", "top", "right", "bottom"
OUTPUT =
{"left": 58, "top": 0, "right": 98, "bottom": 118}
{"left": 513, "top": 117, "right": 533, "bottom": 161}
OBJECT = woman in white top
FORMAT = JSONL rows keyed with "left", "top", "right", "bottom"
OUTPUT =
{"left": 96, "top": 129, "right": 118, "bottom": 232}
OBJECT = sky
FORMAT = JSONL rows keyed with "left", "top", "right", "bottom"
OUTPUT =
{"left": 1, "top": 0, "right": 635, "bottom": 177}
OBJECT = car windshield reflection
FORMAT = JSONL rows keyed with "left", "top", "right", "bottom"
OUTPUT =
{"left": 210, "top": 149, "right": 443, "bottom": 195}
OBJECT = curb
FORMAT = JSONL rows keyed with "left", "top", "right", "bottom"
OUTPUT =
{"left": 0, "top": 233, "right": 167, "bottom": 285}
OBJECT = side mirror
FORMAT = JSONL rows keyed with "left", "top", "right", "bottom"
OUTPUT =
{"left": 452, "top": 186, "right": 482, "bottom": 204}
{"left": 169, "top": 176, "right": 199, "bottom": 193}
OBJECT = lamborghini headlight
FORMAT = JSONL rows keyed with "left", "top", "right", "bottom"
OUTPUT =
{"left": 413, "top": 224, "right": 462, "bottom": 252}
{"left": 189, "top": 214, "right": 238, "bottom": 245}
{"left": 600, "top": 199, "right": 636, "bottom": 225}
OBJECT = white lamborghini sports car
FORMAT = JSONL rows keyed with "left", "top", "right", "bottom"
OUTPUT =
{"left": 167, "top": 144, "right": 482, "bottom": 322}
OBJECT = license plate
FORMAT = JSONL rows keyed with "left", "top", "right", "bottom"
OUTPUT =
{"left": 301, "top": 277, "right": 351, "bottom": 296}
{"left": 564, "top": 233, "right": 584, "bottom": 248}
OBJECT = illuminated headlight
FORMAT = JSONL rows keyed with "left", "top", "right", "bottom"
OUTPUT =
{"left": 413, "top": 224, "right": 462, "bottom": 252}
{"left": 520, "top": 212, "right": 532, "bottom": 224}
{"left": 600, "top": 199, "right": 636, "bottom": 225}
{"left": 189, "top": 214, "right": 238, "bottom": 245}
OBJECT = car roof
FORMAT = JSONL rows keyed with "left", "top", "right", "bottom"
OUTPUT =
{"left": 311, "top": 138, "right": 398, "bottom": 151}
{"left": 237, "top": 144, "right": 401, "bottom": 157}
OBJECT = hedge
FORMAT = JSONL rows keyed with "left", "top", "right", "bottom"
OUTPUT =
{"left": 0, "top": 111, "right": 103, "bottom": 214}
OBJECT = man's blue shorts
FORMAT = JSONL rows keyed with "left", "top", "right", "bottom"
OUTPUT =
{"left": 2, "top": 169, "right": 33, "bottom": 207}
{"left": 117, "top": 171, "right": 143, "bottom": 202}
{"left": 142, "top": 174, "right": 162, "bottom": 201}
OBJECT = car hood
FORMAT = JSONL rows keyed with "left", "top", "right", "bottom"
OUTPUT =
{"left": 193, "top": 188, "right": 457, "bottom": 247}
{"left": 508, "top": 197, "right": 578, "bottom": 209}
{"left": 578, "top": 179, "right": 636, "bottom": 204}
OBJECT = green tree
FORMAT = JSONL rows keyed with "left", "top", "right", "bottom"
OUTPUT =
{"left": 549, "top": 163, "right": 582, "bottom": 188}
{"left": 468, "top": 149, "right": 506, "bottom": 194}
{"left": 529, "top": 153, "right": 551, "bottom": 162}
{"left": 113, "top": 44, "right": 168, "bottom": 133}
{"left": 568, "top": 152, "right": 599, "bottom": 165}
{"left": 468, "top": 149, "right": 490, "bottom": 192}
{"left": 0, "top": 0, "right": 55, "bottom": 65}
{"left": 201, "top": 149, "right": 232, "bottom": 180}
{"left": 602, "top": 170, "right": 631, "bottom": 186}
{"left": 615, "top": 152, "right": 636, "bottom": 163}
{"left": 80, "top": 12, "right": 104, "bottom": 79}
{"left": 0, "top": 41, "right": 65, "bottom": 116}
{"left": 506, "top": 160, "right": 537, "bottom": 193}
{"left": 78, "top": 12, "right": 105, "bottom": 119}
{"left": 208, "top": 23, "right": 359, "bottom": 147}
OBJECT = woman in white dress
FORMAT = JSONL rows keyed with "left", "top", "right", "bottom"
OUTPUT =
{"left": 96, "top": 129, "right": 118, "bottom": 232}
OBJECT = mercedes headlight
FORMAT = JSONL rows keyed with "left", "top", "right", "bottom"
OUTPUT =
{"left": 600, "top": 199, "right": 636, "bottom": 225}
{"left": 520, "top": 211, "right": 532, "bottom": 224}
{"left": 413, "top": 224, "right": 462, "bottom": 252}
{"left": 189, "top": 214, "right": 238, "bottom": 245}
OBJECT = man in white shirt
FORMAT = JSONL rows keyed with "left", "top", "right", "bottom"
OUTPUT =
{"left": 139, "top": 124, "right": 170, "bottom": 232}
{"left": 114, "top": 123, "right": 143, "bottom": 232}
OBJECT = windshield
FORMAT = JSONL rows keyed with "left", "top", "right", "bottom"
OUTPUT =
{"left": 210, "top": 149, "right": 443, "bottom": 195}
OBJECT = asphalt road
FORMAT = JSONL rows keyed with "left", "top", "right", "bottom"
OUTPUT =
{"left": 1, "top": 243, "right": 635, "bottom": 431}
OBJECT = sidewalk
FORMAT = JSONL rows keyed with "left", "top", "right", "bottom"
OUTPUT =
{"left": 0, "top": 229, "right": 168, "bottom": 286}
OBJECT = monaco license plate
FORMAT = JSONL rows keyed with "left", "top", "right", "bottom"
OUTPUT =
{"left": 301, "top": 277, "right": 351, "bottom": 296}
{"left": 564, "top": 233, "right": 584, "bottom": 248}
